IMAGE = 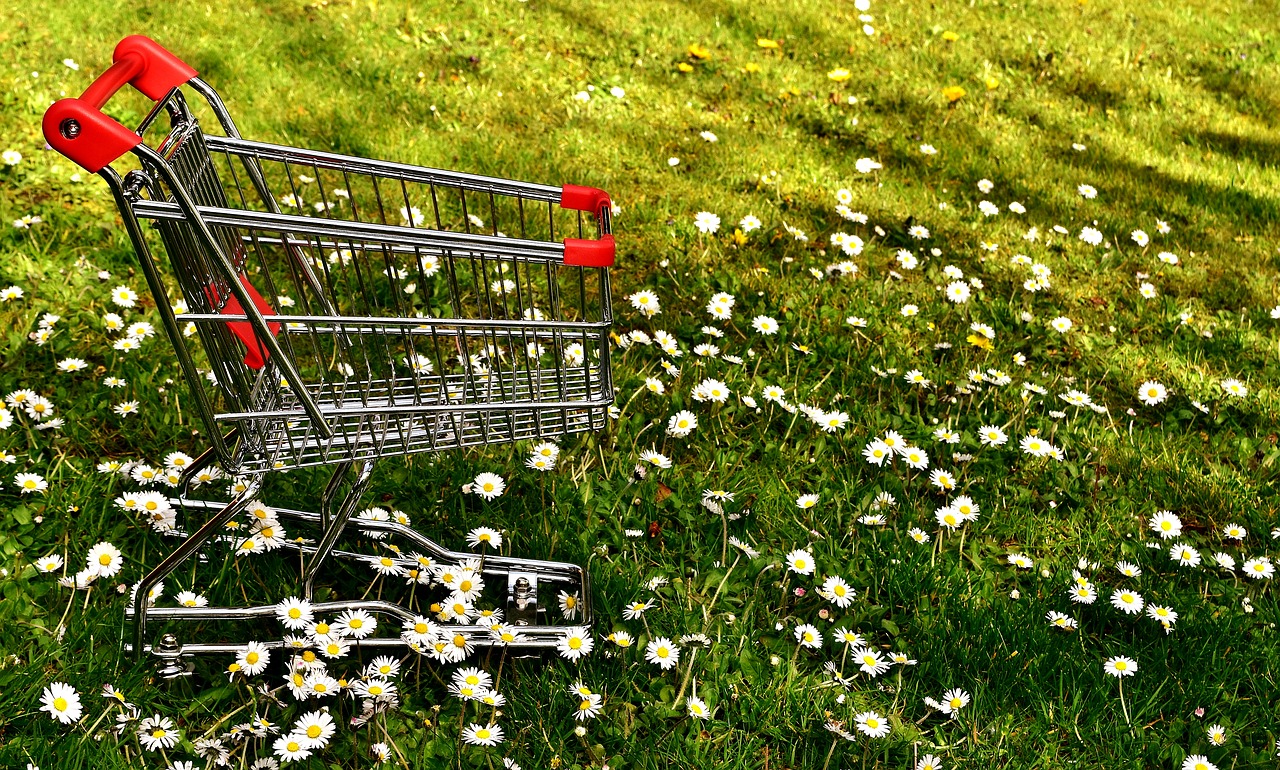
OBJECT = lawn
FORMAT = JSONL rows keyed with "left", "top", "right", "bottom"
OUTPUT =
{"left": 2, "top": 0, "right": 1280, "bottom": 768}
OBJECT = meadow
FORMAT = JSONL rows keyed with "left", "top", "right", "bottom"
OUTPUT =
{"left": 1, "top": 0, "right": 1279, "bottom": 768}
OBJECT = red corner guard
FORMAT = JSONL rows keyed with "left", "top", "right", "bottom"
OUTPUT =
{"left": 559, "top": 185, "right": 615, "bottom": 267}
{"left": 206, "top": 277, "right": 281, "bottom": 370}
{"left": 563, "top": 235, "right": 616, "bottom": 268}
{"left": 559, "top": 184, "right": 612, "bottom": 214}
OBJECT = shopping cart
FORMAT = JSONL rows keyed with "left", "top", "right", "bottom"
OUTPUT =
{"left": 44, "top": 36, "right": 614, "bottom": 663}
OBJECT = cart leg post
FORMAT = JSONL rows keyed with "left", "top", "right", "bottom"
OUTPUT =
{"left": 303, "top": 460, "right": 375, "bottom": 601}
{"left": 132, "top": 474, "right": 263, "bottom": 659}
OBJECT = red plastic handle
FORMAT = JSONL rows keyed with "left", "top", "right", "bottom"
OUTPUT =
{"left": 42, "top": 36, "right": 197, "bottom": 172}
{"left": 559, "top": 184, "right": 615, "bottom": 267}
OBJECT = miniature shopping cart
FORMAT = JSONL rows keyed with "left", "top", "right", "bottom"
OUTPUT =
{"left": 44, "top": 36, "right": 614, "bottom": 663}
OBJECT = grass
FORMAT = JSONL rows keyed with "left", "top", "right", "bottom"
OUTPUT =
{"left": 2, "top": 0, "right": 1280, "bottom": 767}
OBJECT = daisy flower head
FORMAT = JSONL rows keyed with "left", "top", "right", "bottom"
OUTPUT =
{"left": 929, "top": 469, "right": 956, "bottom": 491}
{"left": 467, "top": 527, "right": 503, "bottom": 548}
{"left": 686, "top": 695, "right": 712, "bottom": 720}
{"left": 87, "top": 541, "right": 123, "bottom": 577}
{"left": 276, "top": 597, "right": 314, "bottom": 630}
{"left": 977, "top": 422, "right": 1008, "bottom": 447}
{"left": 854, "top": 647, "right": 891, "bottom": 677}
{"left": 472, "top": 472, "right": 506, "bottom": 501}
{"left": 1182, "top": 756, "right": 1218, "bottom": 770}
{"left": 693, "top": 211, "right": 721, "bottom": 234}
{"left": 111, "top": 285, "right": 138, "bottom": 307}
{"left": 644, "top": 637, "right": 681, "bottom": 670}
{"left": 952, "top": 495, "right": 979, "bottom": 521}
{"left": 751, "top": 315, "right": 779, "bottom": 335}
{"left": 1137, "top": 381, "right": 1167, "bottom": 405}
{"left": 574, "top": 692, "right": 603, "bottom": 720}
{"left": 796, "top": 493, "right": 819, "bottom": 510}
{"left": 138, "top": 715, "right": 180, "bottom": 751}
{"left": 1110, "top": 588, "right": 1145, "bottom": 615}
{"left": 557, "top": 626, "right": 594, "bottom": 661}
{"left": 935, "top": 506, "right": 962, "bottom": 530}
{"left": 862, "top": 440, "right": 891, "bottom": 466}
{"left": 1220, "top": 378, "right": 1248, "bottom": 398}
{"left": 273, "top": 734, "right": 313, "bottom": 762}
{"left": 1150, "top": 510, "right": 1182, "bottom": 539}
{"left": 945, "top": 280, "right": 971, "bottom": 303}
{"left": 691, "top": 378, "right": 730, "bottom": 403}
{"left": 1170, "top": 543, "right": 1201, "bottom": 568}
{"left": 917, "top": 755, "right": 943, "bottom": 770}
{"left": 638, "top": 449, "right": 672, "bottom": 469}
{"left": 794, "top": 623, "right": 822, "bottom": 649}
{"left": 628, "top": 290, "right": 661, "bottom": 317}
{"left": 334, "top": 608, "right": 376, "bottom": 639}
{"left": 1243, "top": 556, "right": 1274, "bottom": 580}
{"left": 1222, "top": 523, "right": 1246, "bottom": 540}
{"left": 294, "top": 710, "right": 336, "bottom": 749}
{"left": 15, "top": 472, "right": 47, "bottom": 494}
{"left": 1115, "top": 561, "right": 1142, "bottom": 578}
{"left": 40, "top": 682, "right": 83, "bottom": 724}
{"left": 820, "top": 575, "right": 855, "bottom": 607}
{"left": 1020, "top": 434, "right": 1051, "bottom": 457}
{"left": 236, "top": 641, "right": 271, "bottom": 676}
{"left": 854, "top": 710, "right": 890, "bottom": 737}
{"left": 1046, "top": 611, "right": 1077, "bottom": 630}
{"left": 1103, "top": 655, "right": 1137, "bottom": 677}
{"left": 461, "top": 722, "right": 504, "bottom": 747}
{"left": 1068, "top": 582, "right": 1097, "bottom": 604}
{"left": 785, "top": 548, "right": 816, "bottom": 575}
{"left": 940, "top": 688, "right": 970, "bottom": 715}
{"left": 1050, "top": 316, "right": 1073, "bottom": 333}
{"left": 901, "top": 446, "right": 929, "bottom": 469}
{"left": 666, "top": 410, "right": 698, "bottom": 437}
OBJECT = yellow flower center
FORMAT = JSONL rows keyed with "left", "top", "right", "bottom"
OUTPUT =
{"left": 349, "top": 618, "right": 363, "bottom": 629}
{"left": 307, "top": 725, "right": 322, "bottom": 739}
{"left": 414, "top": 622, "right": 428, "bottom": 633}
{"left": 569, "top": 637, "right": 582, "bottom": 650}
{"left": 54, "top": 697, "right": 67, "bottom": 711}
{"left": 246, "top": 652, "right": 259, "bottom": 664}
{"left": 289, "top": 608, "right": 302, "bottom": 619}
{"left": 98, "top": 554, "right": 113, "bottom": 565}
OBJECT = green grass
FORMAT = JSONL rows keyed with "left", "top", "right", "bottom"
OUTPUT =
{"left": 2, "top": 0, "right": 1280, "bottom": 768}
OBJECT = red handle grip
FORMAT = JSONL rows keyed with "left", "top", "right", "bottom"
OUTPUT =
{"left": 42, "top": 36, "right": 197, "bottom": 172}
{"left": 559, "top": 184, "right": 615, "bottom": 267}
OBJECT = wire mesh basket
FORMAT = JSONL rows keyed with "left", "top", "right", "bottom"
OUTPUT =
{"left": 44, "top": 35, "right": 614, "bottom": 660}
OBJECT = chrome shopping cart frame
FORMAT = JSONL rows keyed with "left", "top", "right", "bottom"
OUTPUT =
{"left": 44, "top": 36, "right": 614, "bottom": 662}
